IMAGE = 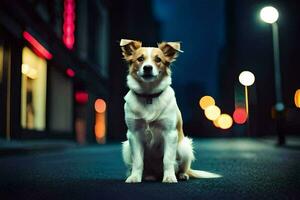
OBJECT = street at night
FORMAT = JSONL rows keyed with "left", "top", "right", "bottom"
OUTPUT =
{"left": 1, "top": 138, "right": 299, "bottom": 199}
{"left": 1, "top": 0, "right": 300, "bottom": 199}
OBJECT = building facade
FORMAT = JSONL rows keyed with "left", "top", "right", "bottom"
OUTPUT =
{"left": 0, "top": 0, "right": 108, "bottom": 143}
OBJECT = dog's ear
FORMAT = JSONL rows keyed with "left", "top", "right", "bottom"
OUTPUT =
{"left": 120, "top": 39, "right": 142, "bottom": 62}
{"left": 158, "top": 42, "right": 183, "bottom": 63}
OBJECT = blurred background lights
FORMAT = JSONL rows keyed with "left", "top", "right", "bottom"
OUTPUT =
{"left": 63, "top": 0, "right": 76, "bottom": 49}
{"left": 199, "top": 96, "right": 215, "bottom": 110}
{"left": 295, "top": 89, "right": 300, "bottom": 108}
{"left": 95, "top": 99, "right": 107, "bottom": 113}
{"left": 204, "top": 105, "right": 221, "bottom": 121}
{"left": 217, "top": 114, "right": 233, "bottom": 129}
{"left": 75, "top": 91, "right": 88, "bottom": 104}
{"left": 66, "top": 68, "right": 75, "bottom": 77}
{"left": 213, "top": 118, "right": 220, "bottom": 128}
{"left": 233, "top": 107, "right": 247, "bottom": 124}
{"left": 275, "top": 102, "right": 285, "bottom": 112}
{"left": 23, "top": 31, "right": 52, "bottom": 60}
{"left": 239, "top": 71, "right": 255, "bottom": 86}
{"left": 94, "top": 99, "right": 106, "bottom": 144}
{"left": 21, "top": 64, "right": 38, "bottom": 79}
{"left": 260, "top": 6, "right": 279, "bottom": 24}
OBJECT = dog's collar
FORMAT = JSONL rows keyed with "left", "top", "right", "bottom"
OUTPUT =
{"left": 132, "top": 90, "right": 164, "bottom": 104}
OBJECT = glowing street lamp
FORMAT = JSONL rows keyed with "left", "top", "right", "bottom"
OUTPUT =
{"left": 260, "top": 6, "right": 285, "bottom": 145}
{"left": 260, "top": 6, "right": 279, "bottom": 24}
{"left": 239, "top": 71, "right": 255, "bottom": 115}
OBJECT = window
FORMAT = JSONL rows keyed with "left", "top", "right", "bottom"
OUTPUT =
{"left": 21, "top": 47, "right": 47, "bottom": 130}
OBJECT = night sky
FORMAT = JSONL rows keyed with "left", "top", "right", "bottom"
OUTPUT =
{"left": 153, "top": 0, "right": 226, "bottom": 121}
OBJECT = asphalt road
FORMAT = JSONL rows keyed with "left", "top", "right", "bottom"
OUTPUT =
{"left": 0, "top": 138, "right": 299, "bottom": 200}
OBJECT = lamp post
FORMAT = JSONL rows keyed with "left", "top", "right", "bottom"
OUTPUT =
{"left": 239, "top": 71, "right": 255, "bottom": 116}
{"left": 260, "top": 6, "right": 285, "bottom": 145}
{"left": 238, "top": 70, "right": 255, "bottom": 136}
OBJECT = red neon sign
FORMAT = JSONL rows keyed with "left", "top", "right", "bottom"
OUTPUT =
{"left": 23, "top": 31, "right": 53, "bottom": 60}
{"left": 63, "top": 0, "right": 75, "bottom": 49}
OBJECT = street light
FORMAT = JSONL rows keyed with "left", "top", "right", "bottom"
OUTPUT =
{"left": 239, "top": 71, "right": 255, "bottom": 115}
{"left": 260, "top": 6, "right": 279, "bottom": 24}
{"left": 260, "top": 6, "right": 285, "bottom": 145}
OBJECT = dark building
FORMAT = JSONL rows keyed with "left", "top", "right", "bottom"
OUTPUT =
{"left": 0, "top": 0, "right": 160, "bottom": 143}
{"left": 0, "top": 0, "right": 108, "bottom": 143}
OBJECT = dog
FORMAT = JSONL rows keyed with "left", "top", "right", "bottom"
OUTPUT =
{"left": 120, "top": 39, "right": 220, "bottom": 183}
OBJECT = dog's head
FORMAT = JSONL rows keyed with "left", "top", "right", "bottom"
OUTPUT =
{"left": 120, "top": 39, "right": 182, "bottom": 83}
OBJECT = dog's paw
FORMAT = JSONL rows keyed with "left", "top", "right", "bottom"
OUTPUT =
{"left": 125, "top": 175, "right": 142, "bottom": 183}
{"left": 162, "top": 174, "right": 177, "bottom": 183}
{"left": 178, "top": 173, "right": 189, "bottom": 181}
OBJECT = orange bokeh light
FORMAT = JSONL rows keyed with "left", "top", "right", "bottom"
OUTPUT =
{"left": 295, "top": 89, "right": 300, "bottom": 108}
{"left": 213, "top": 118, "right": 220, "bottom": 128}
{"left": 199, "top": 96, "right": 215, "bottom": 110}
{"left": 94, "top": 98, "right": 106, "bottom": 144}
{"left": 95, "top": 113, "right": 105, "bottom": 142}
{"left": 95, "top": 99, "right": 106, "bottom": 113}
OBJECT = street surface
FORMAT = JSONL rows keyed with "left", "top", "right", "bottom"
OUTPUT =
{"left": 0, "top": 138, "right": 299, "bottom": 199}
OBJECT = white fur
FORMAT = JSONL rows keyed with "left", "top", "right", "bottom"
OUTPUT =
{"left": 123, "top": 72, "right": 197, "bottom": 183}
{"left": 127, "top": 72, "right": 172, "bottom": 95}
{"left": 121, "top": 41, "right": 221, "bottom": 183}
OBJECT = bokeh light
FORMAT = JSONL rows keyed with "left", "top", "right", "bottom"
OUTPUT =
{"left": 213, "top": 118, "right": 220, "bottom": 128}
{"left": 66, "top": 68, "right": 75, "bottom": 77}
{"left": 217, "top": 114, "right": 233, "bottom": 129}
{"left": 75, "top": 91, "right": 88, "bottom": 104}
{"left": 63, "top": 0, "right": 75, "bottom": 49}
{"left": 199, "top": 96, "right": 215, "bottom": 110}
{"left": 294, "top": 89, "right": 300, "bottom": 108}
{"left": 204, "top": 105, "right": 221, "bottom": 121}
{"left": 233, "top": 107, "right": 247, "bottom": 124}
{"left": 21, "top": 64, "right": 38, "bottom": 79}
{"left": 275, "top": 102, "right": 285, "bottom": 112}
{"left": 239, "top": 71, "right": 255, "bottom": 86}
{"left": 94, "top": 99, "right": 106, "bottom": 144}
{"left": 95, "top": 99, "right": 107, "bottom": 113}
{"left": 94, "top": 113, "right": 106, "bottom": 144}
{"left": 260, "top": 6, "right": 279, "bottom": 24}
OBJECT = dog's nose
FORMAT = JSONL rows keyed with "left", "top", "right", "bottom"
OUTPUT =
{"left": 143, "top": 65, "right": 153, "bottom": 73}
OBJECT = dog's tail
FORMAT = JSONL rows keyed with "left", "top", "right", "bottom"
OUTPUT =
{"left": 187, "top": 169, "right": 222, "bottom": 179}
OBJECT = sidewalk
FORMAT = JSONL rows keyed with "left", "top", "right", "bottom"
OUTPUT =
{"left": 0, "top": 138, "right": 77, "bottom": 156}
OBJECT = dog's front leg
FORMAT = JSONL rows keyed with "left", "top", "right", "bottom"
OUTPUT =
{"left": 162, "top": 130, "right": 178, "bottom": 183}
{"left": 126, "top": 131, "right": 144, "bottom": 183}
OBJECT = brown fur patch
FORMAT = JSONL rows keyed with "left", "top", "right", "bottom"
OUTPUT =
{"left": 176, "top": 108, "right": 184, "bottom": 142}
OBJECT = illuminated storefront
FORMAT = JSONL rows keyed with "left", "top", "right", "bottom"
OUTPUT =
{"left": 21, "top": 46, "right": 47, "bottom": 131}
{"left": 0, "top": 0, "right": 108, "bottom": 142}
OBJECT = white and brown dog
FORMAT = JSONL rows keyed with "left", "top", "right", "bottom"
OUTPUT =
{"left": 121, "top": 39, "right": 220, "bottom": 183}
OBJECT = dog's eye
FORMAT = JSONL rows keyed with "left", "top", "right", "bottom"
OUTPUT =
{"left": 137, "top": 56, "right": 144, "bottom": 62}
{"left": 155, "top": 56, "right": 161, "bottom": 63}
